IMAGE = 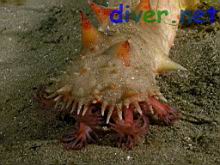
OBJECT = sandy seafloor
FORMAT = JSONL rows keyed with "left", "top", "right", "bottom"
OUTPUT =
{"left": 0, "top": 0, "right": 219, "bottom": 164}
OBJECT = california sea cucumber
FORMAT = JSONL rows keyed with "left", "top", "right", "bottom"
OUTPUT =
{"left": 36, "top": 0, "right": 189, "bottom": 150}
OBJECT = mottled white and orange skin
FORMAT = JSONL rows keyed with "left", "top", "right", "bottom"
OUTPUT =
{"left": 37, "top": 0, "right": 194, "bottom": 150}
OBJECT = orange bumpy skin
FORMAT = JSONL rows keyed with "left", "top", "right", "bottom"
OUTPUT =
{"left": 36, "top": 0, "right": 186, "bottom": 150}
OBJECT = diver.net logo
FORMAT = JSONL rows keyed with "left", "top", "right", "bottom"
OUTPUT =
{"left": 109, "top": 4, "right": 219, "bottom": 25}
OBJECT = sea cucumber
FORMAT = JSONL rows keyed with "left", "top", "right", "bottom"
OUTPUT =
{"left": 36, "top": 0, "right": 188, "bottom": 150}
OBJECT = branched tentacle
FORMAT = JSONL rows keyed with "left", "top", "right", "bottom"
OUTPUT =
{"left": 111, "top": 106, "right": 149, "bottom": 150}
{"left": 61, "top": 122, "right": 97, "bottom": 150}
{"left": 148, "top": 96, "right": 180, "bottom": 125}
{"left": 61, "top": 105, "right": 103, "bottom": 150}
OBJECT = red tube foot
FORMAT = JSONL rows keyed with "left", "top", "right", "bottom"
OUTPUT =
{"left": 61, "top": 122, "right": 97, "bottom": 150}
{"left": 148, "top": 96, "right": 180, "bottom": 125}
{"left": 33, "top": 85, "right": 55, "bottom": 110}
{"left": 76, "top": 105, "right": 103, "bottom": 128}
{"left": 111, "top": 107, "right": 149, "bottom": 150}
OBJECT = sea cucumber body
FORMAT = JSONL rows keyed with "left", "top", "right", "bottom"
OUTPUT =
{"left": 37, "top": 0, "right": 187, "bottom": 150}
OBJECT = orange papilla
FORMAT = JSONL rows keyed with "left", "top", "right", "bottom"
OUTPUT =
{"left": 80, "top": 11, "right": 92, "bottom": 29}
{"left": 117, "top": 41, "right": 131, "bottom": 67}
{"left": 137, "top": 0, "right": 151, "bottom": 11}
{"left": 90, "top": 2, "right": 113, "bottom": 23}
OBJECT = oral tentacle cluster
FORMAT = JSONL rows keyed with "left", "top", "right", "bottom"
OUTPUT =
{"left": 36, "top": 0, "right": 189, "bottom": 150}
{"left": 110, "top": 106, "right": 149, "bottom": 149}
